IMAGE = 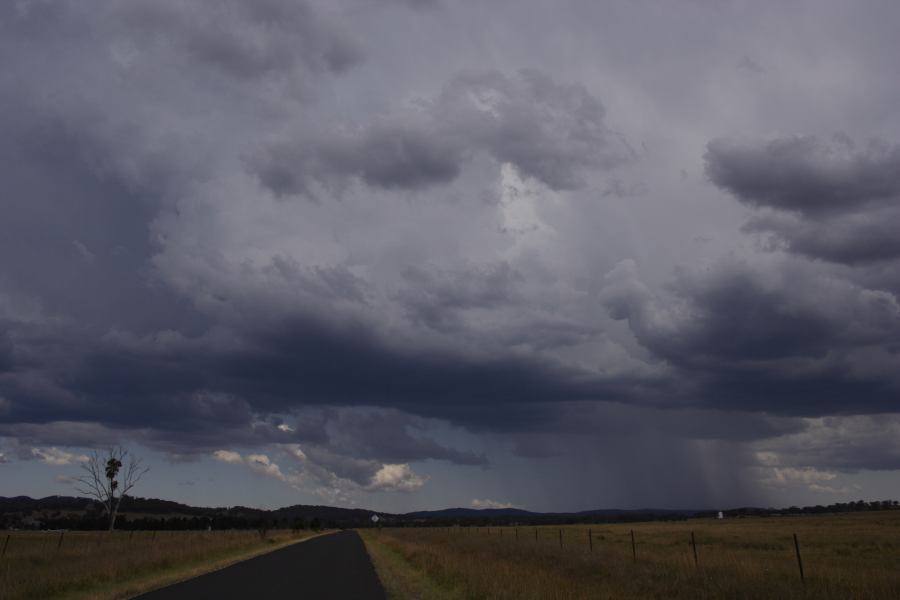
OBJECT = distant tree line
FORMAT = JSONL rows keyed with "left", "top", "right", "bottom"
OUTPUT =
{"left": 0, "top": 511, "right": 341, "bottom": 531}
{"left": 706, "top": 499, "right": 900, "bottom": 519}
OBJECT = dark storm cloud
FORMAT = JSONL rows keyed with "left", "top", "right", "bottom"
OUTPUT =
{"left": 0, "top": 106, "right": 187, "bottom": 332}
{"left": 0, "top": 333, "right": 13, "bottom": 373}
{"left": 249, "top": 69, "right": 632, "bottom": 196}
{"left": 321, "top": 408, "right": 487, "bottom": 465}
{"left": 0, "top": 304, "right": 639, "bottom": 451}
{"left": 213, "top": 315, "right": 624, "bottom": 424}
{"left": 601, "top": 259, "right": 900, "bottom": 415}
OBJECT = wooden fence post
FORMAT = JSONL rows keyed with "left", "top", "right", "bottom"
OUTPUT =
{"left": 57, "top": 530, "right": 65, "bottom": 551}
{"left": 588, "top": 529, "right": 593, "bottom": 553}
{"left": 2, "top": 534, "right": 10, "bottom": 557}
{"left": 691, "top": 531, "right": 698, "bottom": 567}
{"left": 793, "top": 533, "right": 805, "bottom": 583}
{"left": 515, "top": 527, "right": 519, "bottom": 540}
{"left": 559, "top": 528, "right": 563, "bottom": 550}
{"left": 535, "top": 528, "right": 538, "bottom": 542}
{"left": 631, "top": 529, "right": 636, "bottom": 562}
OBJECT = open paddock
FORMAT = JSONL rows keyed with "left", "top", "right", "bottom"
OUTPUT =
{"left": 363, "top": 511, "right": 900, "bottom": 599}
{"left": 0, "top": 528, "right": 317, "bottom": 600}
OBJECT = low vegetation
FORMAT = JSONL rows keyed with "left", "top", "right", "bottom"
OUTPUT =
{"left": 362, "top": 511, "right": 900, "bottom": 599}
{"left": 0, "top": 529, "right": 319, "bottom": 600}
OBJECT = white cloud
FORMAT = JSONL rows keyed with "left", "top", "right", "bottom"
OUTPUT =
{"left": 471, "top": 498, "right": 519, "bottom": 510}
{"left": 212, "top": 449, "right": 243, "bottom": 464}
{"left": 31, "top": 447, "right": 88, "bottom": 466}
{"left": 215, "top": 447, "right": 427, "bottom": 497}
{"left": 754, "top": 451, "right": 780, "bottom": 467}
{"left": 213, "top": 449, "right": 288, "bottom": 481}
{"left": 245, "top": 453, "right": 287, "bottom": 481}
{"left": 284, "top": 444, "right": 307, "bottom": 461}
{"left": 762, "top": 466, "right": 839, "bottom": 491}
{"left": 367, "top": 463, "right": 426, "bottom": 492}
{"left": 808, "top": 483, "right": 857, "bottom": 495}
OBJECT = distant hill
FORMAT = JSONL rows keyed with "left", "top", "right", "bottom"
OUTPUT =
{"left": 0, "top": 495, "right": 383, "bottom": 530}
{"left": 403, "top": 507, "right": 539, "bottom": 519}
{"left": 2, "top": 495, "right": 896, "bottom": 530}
{"left": 0, "top": 495, "right": 701, "bottom": 529}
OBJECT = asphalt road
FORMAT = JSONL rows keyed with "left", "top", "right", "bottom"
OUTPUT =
{"left": 134, "top": 530, "right": 386, "bottom": 600}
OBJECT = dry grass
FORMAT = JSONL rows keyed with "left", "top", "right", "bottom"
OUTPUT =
{"left": 364, "top": 532, "right": 468, "bottom": 600}
{"left": 0, "top": 529, "right": 321, "bottom": 600}
{"left": 362, "top": 511, "right": 900, "bottom": 599}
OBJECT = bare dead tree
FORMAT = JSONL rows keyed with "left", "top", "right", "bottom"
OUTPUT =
{"left": 75, "top": 447, "right": 149, "bottom": 531}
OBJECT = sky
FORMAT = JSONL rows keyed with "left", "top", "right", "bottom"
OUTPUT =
{"left": 2, "top": 0, "right": 900, "bottom": 513}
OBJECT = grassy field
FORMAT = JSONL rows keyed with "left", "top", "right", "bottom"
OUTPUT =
{"left": 362, "top": 511, "right": 900, "bottom": 599}
{"left": 0, "top": 529, "right": 321, "bottom": 600}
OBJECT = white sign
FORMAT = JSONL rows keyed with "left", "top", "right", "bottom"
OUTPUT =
{"left": 371, "top": 515, "right": 380, "bottom": 523}
{"left": 717, "top": 511, "right": 724, "bottom": 519}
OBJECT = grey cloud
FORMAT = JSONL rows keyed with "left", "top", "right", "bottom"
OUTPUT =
{"left": 706, "top": 135, "right": 900, "bottom": 265}
{"left": 297, "top": 445, "right": 383, "bottom": 487}
{"left": 391, "top": 0, "right": 441, "bottom": 8}
{"left": 757, "top": 415, "right": 900, "bottom": 473}
{"left": 434, "top": 69, "right": 633, "bottom": 190}
{"left": 706, "top": 134, "right": 900, "bottom": 266}
{"left": 736, "top": 56, "right": 764, "bottom": 74}
{"left": 249, "top": 69, "right": 631, "bottom": 196}
{"left": 252, "top": 123, "right": 462, "bottom": 197}
{"left": 742, "top": 208, "right": 900, "bottom": 265}
{"left": 706, "top": 135, "right": 900, "bottom": 216}
{"left": 118, "top": 0, "right": 362, "bottom": 80}
{"left": 397, "top": 263, "right": 521, "bottom": 332}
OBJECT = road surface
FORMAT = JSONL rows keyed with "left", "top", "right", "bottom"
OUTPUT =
{"left": 134, "top": 530, "right": 386, "bottom": 600}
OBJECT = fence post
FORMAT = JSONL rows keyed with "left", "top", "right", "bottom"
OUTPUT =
{"left": 535, "top": 528, "right": 538, "bottom": 542}
{"left": 691, "top": 531, "right": 698, "bottom": 567}
{"left": 588, "top": 529, "right": 593, "bottom": 553}
{"left": 2, "top": 534, "right": 10, "bottom": 558}
{"left": 793, "top": 533, "right": 805, "bottom": 583}
{"left": 57, "top": 530, "right": 65, "bottom": 551}
{"left": 631, "top": 529, "right": 636, "bottom": 562}
{"left": 559, "top": 528, "right": 563, "bottom": 550}
{"left": 515, "top": 527, "right": 519, "bottom": 540}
